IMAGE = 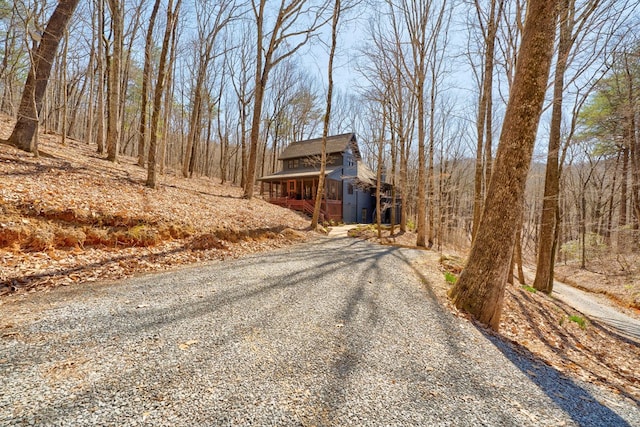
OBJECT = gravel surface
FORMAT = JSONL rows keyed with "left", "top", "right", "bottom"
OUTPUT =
{"left": 553, "top": 282, "right": 640, "bottom": 344}
{"left": 2, "top": 236, "right": 639, "bottom": 426}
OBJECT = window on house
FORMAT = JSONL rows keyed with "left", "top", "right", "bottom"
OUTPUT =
{"left": 328, "top": 181, "right": 337, "bottom": 200}
{"left": 348, "top": 183, "right": 354, "bottom": 195}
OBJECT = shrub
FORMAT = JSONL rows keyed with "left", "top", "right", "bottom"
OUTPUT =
{"left": 569, "top": 315, "right": 586, "bottom": 329}
{"left": 444, "top": 271, "right": 457, "bottom": 284}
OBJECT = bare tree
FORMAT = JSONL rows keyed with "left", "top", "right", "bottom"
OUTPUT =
{"left": 469, "top": 0, "right": 505, "bottom": 241}
{"left": 312, "top": 0, "right": 341, "bottom": 229}
{"left": 136, "top": 0, "right": 161, "bottom": 167}
{"left": 182, "top": 0, "right": 237, "bottom": 178}
{"left": 533, "top": 0, "right": 635, "bottom": 292}
{"left": 105, "top": 0, "right": 123, "bottom": 161}
{"left": 146, "top": 0, "right": 182, "bottom": 188}
{"left": 449, "top": 0, "right": 557, "bottom": 329}
{"left": 5, "top": 0, "right": 80, "bottom": 153}
{"left": 243, "top": 0, "right": 330, "bottom": 199}
{"left": 228, "top": 25, "right": 255, "bottom": 188}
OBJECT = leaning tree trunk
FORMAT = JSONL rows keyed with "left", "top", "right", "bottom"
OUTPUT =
{"left": 449, "top": 0, "right": 557, "bottom": 330}
{"left": 6, "top": 0, "right": 80, "bottom": 153}
{"left": 533, "top": 0, "right": 571, "bottom": 294}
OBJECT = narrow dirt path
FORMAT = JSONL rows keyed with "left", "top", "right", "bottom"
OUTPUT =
{"left": 553, "top": 281, "right": 640, "bottom": 343}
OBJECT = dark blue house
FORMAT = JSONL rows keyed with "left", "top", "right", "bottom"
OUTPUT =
{"left": 258, "top": 133, "right": 380, "bottom": 223}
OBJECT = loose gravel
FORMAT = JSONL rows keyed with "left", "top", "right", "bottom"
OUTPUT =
{"left": 1, "top": 236, "right": 639, "bottom": 426}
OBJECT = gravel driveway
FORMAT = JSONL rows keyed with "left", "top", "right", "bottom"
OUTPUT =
{"left": 1, "top": 236, "right": 639, "bottom": 426}
{"left": 553, "top": 282, "right": 640, "bottom": 344}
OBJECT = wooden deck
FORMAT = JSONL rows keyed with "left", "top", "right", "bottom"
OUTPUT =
{"left": 266, "top": 197, "right": 342, "bottom": 223}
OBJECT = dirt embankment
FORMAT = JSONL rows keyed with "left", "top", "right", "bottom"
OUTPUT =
{"left": 0, "top": 119, "right": 312, "bottom": 296}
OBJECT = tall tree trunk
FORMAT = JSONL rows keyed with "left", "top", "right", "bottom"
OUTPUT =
{"left": 400, "top": 136, "right": 408, "bottom": 232}
{"left": 6, "top": 0, "right": 80, "bottom": 152}
{"left": 96, "top": 0, "right": 106, "bottom": 154}
{"left": 376, "top": 116, "right": 385, "bottom": 239}
{"left": 60, "top": 30, "right": 69, "bottom": 146}
{"left": 183, "top": 65, "right": 207, "bottom": 177}
{"left": 85, "top": 9, "right": 97, "bottom": 146}
{"left": 427, "top": 72, "right": 436, "bottom": 248}
{"left": 147, "top": 0, "right": 181, "bottom": 188}
{"left": 449, "top": 0, "right": 557, "bottom": 330}
{"left": 138, "top": 0, "right": 161, "bottom": 167}
{"left": 415, "top": 68, "right": 427, "bottom": 247}
{"left": 533, "top": 0, "right": 570, "bottom": 293}
{"left": 245, "top": 76, "right": 266, "bottom": 198}
{"left": 160, "top": 23, "right": 179, "bottom": 176}
{"left": 390, "top": 119, "right": 397, "bottom": 236}
{"left": 617, "top": 146, "right": 629, "bottom": 251}
{"left": 312, "top": 0, "right": 340, "bottom": 229}
{"left": 106, "top": 0, "right": 123, "bottom": 161}
{"left": 471, "top": 0, "right": 502, "bottom": 241}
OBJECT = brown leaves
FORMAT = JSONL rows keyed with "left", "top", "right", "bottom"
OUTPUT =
{"left": 422, "top": 248, "right": 640, "bottom": 402}
{"left": 499, "top": 284, "right": 640, "bottom": 400}
{"left": 0, "top": 116, "right": 311, "bottom": 295}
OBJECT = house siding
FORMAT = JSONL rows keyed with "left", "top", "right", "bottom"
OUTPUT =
{"left": 260, "top": 133, "right": 381, "bottom": 224}
{"left": 341, "top": 149, "right": 373, "bottom": 223}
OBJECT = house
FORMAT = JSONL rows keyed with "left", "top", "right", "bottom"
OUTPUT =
{"left": 258, "top": 133, "right": 384, "bottom": 223}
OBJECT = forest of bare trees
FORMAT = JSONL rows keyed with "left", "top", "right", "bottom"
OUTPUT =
{"left": 1, "top": 0, "right": 640, "bottom": 327}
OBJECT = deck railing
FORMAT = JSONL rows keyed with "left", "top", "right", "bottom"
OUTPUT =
{"left": 265, "top": 196, "right": 341, "bottom": 222}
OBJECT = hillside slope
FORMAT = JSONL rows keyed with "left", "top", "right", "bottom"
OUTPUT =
{"left": 0, "top": 117, "right": 311, "bottom": 295}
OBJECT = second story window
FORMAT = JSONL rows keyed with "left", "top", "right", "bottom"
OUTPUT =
{"left": 287, "top": 159, "right": 299, "bottom": 169}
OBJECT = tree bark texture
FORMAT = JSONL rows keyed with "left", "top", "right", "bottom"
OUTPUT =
{"left": 146, "top": 0, "right": 181, "bottom": 188}
{"left": 533, "top": 0, "right": 571, "bottom": 294}
{"left": 449, "top": 0, "right": 557, "bottom": 330}
{"left": 137, "top": 0, "right": 161, "bottom": 167}
{"left": 7, "top": 0, "right": 80, "bottom": 152}
{"left": 312, "top": 0, "right": 340, "bottom": 229}
{"left": 106, "top": 0, "right": 123, "bottom": 162}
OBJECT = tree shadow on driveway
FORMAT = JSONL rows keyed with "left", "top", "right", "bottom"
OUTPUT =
{"left": 478, "top": 327, "right": 634, "bottom": 427}
{"left": 393, "top": 248, "right": 635, "bottom": 427}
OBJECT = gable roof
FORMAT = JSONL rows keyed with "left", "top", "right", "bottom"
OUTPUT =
{"left": 257, "top": 165, "right": 341, "bottom": 182}
{"left": 279, "top": 133, "right": 360, "bottom": 160}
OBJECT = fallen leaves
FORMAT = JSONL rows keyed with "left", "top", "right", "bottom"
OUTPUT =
{"left": 425, "top": 250, "right": 640, "bottom": 402}
{"left": 0, "top": 119, "right": 312, "bottom": 296}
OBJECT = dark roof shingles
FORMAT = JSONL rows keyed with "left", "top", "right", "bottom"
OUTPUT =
{"left": 278, "top": 133, "right": 355, "bottom": 160}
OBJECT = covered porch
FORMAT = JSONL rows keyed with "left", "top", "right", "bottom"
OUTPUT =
{"left": 258, "top": 169, "right": 343, "bottom": 223}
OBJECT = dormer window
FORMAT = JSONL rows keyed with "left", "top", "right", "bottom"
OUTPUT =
{"left": 287, "top": 159, "right": 299, "bottom": 169}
